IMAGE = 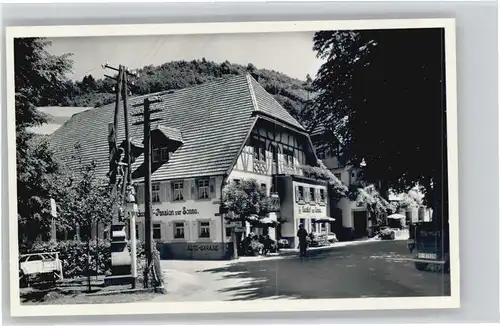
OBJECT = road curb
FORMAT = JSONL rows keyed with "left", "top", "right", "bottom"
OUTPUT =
{"left": 277, "top": 239, "right": 403, "bottom": 257}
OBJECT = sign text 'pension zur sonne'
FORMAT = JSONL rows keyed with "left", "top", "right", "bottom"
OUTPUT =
{"left": 137, "top": 207, "right": 199, "bottom": 217}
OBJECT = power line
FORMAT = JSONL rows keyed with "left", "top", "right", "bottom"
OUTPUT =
{"left": 146, "top": 37, "right": 167, "bottom": 63}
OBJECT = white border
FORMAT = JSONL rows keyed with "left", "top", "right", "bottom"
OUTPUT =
{"left": 5, "top": 19, "right": 460, "bottom": 317}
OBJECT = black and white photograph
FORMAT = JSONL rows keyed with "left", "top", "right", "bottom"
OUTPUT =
{"left": 6, "top": 19, "right": 459, "bottom": 316}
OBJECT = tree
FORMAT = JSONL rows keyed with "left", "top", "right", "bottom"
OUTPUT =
{"left": 311, "top": 29, "right": 447, "bottom": 209}
{"left": 222, "top": 179, "right": 278, "bottom": 255}
{"left": 53, "top": 149, "right": 118, "bottom": 291}
{"left": 17, "top": 136, "right": 60, "bottom": 243}
{"left": 15, "top": 38, "right": 73, "bottom": 243}
{"left": 349, "top": 184, "right": 392, "bottom": 225}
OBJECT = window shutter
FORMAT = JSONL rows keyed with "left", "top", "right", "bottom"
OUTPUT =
{"left": 160, "top": 182, "right": 167, "bottom": 202}
{"left": 183, "top": 179, "right": 190, "bottom": 200}
{"left": 190, "top": 179, "right": 196, "bottom": 200}
{"left": 295, "top": 186, "right": 300, "bottom": 202}
{"left": 323, "top": 189, "right": 328, "bottom": 204}
{"left": 166, "top": 221, "right": 173, "bottom": 241}
{"left": 209, "top": 178, "right": 216, "bottom": 199}
{"left": 315, "top": 188, "right": 320, "bottom": 204}
{"left": 160, "top": 221, "right": 167, "bottom": 241}
{"left": 165, "top": 181, "right": 171, "bottom": 202}
{"left": 304, "top": 187, "right": 310, "bottom": 202}
{"left": 209, "top": 219, "right": 216, "bottom": 240}
{"left": 184, "top": 221, "right": 189, "bottom": 241}
{"left": 192, "top": 221, "right": 198, "bottom": 239}
{"left": 136, "top": 184, "right": 144, "bottom": 204}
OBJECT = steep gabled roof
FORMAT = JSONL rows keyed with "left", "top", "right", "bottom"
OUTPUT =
{"left": 248, "top": 77, "right": 305, "bottom": 131}
{"left": 50, "top": 74, "right": 305, "bottom": 181}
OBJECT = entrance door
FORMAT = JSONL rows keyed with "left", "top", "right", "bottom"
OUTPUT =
{"left": 353, "top": 211, "right": 368, "bottom": 238}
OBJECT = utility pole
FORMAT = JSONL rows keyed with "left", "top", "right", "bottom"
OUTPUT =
{"left": 103, "top": 63, "right": 139, "bottom": 288}
{"left": 132, "top": 96, "right": 163, "bottom": 287}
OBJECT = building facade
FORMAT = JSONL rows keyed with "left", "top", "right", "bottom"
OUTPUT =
{"left": 50, "top": 74, "right": 330, "bottom": 259}
{"left": 310, "top": 131, "right": 369, "bottom": 240}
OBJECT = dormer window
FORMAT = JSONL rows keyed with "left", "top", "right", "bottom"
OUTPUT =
{"left": 161, "top": 147, "right": 169, "bottom": 162}
{"left": 153, "top": 146, "right": 169, "bottom": 163}
{"left": 152, "top": 149, "right": 161, "bottom": 163}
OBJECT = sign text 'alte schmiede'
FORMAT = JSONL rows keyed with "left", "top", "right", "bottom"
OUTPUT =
{"left": 137, "top": 207, "right": 199, "bottom": 218}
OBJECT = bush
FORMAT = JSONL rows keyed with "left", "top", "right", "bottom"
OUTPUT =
{"left": 20, "top": 239, "right": 148, "bottom": 279}
{"left": 20, "top": 239, "right": 111, "bottom": 279}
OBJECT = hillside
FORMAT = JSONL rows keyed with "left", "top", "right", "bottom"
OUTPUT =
{"left": 62, "top": 59, "right": 315, "bottom": 128}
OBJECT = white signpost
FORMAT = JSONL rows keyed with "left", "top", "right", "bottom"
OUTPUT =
{"left": 50, "top": 198, "right": 57, "bottom": 241}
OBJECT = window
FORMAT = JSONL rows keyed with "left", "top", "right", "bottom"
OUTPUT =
{"left": 153, "top": 147, "right": 169, "bottom": 163}
{"left": 199, "top": 221, "right": 210, "bottom": 238}
{"left": 261, "top": 183, "right": 267, "bottom": 195}
{"left": 319, "top": 189, "right": 326, "bottom": 202}
{"left": 174, "top": 222, "right": 185, "bottom": 239}
{"left": 297, "top": 186, "right": 304, "bottom": 201}
{"left": 283, "top": 148, "right": 294, "bottom": 165}
{"left": 334, "top": 173, "right": 342, "bottom": 181}
{"left": 309, "top": 187, "right": 315, "bottom": 202}
{"left": 311, "top": 219, "right": 317, "bottom": 232}
{"left": 152, "top": 183, "right": 161, "bottom": 203}
{"left": 253, "top": 139, "right": 266, "bottom": 161}
{"left": 317, "top": 149, "right": 325, "bottom": 160}
{"left": 153, "top": 223, "right": 162, "bottom": 240}
{"left": 197, "top": 179, "right": 210, "bottom": 199}
{"left": 152, "top": 148, "right": 160, "bottom": 163}
{"left": 173, "top": 181, "right": 184, "bottom": 201}
{"left": 161, "top": 147, "right": 169, "bottom": 162}
{"left": 269, "top": 144, "right": 278, "bottom": 162}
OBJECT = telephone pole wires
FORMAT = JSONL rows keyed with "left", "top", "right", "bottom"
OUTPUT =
{"left": 103, "top": 63, "right": 139, "bottom": 288}
{"left": 132, "top": 96, "right": 163, "bottom": 287}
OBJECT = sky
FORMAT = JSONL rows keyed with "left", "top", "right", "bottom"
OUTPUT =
{"left": 47, "top": 32, "right": 325, "bottom": 82}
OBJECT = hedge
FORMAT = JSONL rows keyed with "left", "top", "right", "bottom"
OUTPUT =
{"left": 20, "top": 239, "right": 149, "bottom": 279}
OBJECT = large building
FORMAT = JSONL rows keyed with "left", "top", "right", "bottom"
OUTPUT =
{"left": 309, "top": 128, "right": 369, "bottom": 240}
{"left": 50, "top": 74, "right": 331, "bottom": 259}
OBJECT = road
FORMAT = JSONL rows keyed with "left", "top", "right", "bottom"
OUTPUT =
{"left": 156, "top": 240, "right": 450, "bottom": 302}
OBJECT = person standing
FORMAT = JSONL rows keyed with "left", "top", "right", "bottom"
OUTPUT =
{"left": 297, "top": 224, "right": 308, "bottom": 257}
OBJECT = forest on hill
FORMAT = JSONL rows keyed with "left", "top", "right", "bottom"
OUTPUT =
{"left": 61, "top": 59, "right": 316, "bottom": 130}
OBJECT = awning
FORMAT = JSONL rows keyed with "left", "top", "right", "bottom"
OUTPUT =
{"left": 248, "top": 215, "right": 279, "bottom": 227}
{"left": 314, "top": 217, "right": 336, "bottom": 223}
{"left": 387, "top": 213, "right": 406, "bottom": 220}
{"left": 259, "top": 217, "right": 278, "bottom": 225}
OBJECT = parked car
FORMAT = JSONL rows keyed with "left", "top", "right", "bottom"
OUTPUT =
{"left": 19, "top": 252, "right": 64, "bottom": 287}
{"left": 277, "top": 239, "right": 290, "bottom": 249}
